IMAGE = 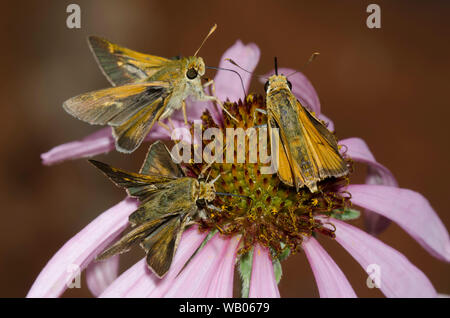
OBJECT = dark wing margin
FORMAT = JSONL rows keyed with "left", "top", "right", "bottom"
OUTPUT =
{"left": 140, "top": 141, "right": 185, "bottom": 178}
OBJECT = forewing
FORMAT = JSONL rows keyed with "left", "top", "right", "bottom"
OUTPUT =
{"left": 141, "top": 214, "right": 188, "bottom": 278}
{"left": 89, "top": 160, "right": 173, "bottom": 199}
{"left": 96, "top": 217, "right": 166, "bottom": 260}
{"left": 63, "top": 82, "right": 169, "bottom": 126}
{"left": 140, "top": 141, "right": 185, "bottom": 177}
{"left": 297, "top": 102, "right": 348, "bottom": 179}
{"left": 268, "top": 116, "right": 296, "bottom": 187}
{"left": 88, "top": 36, "right": 170, "bottom": 86}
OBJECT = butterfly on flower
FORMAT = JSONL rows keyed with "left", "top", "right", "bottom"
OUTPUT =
{"left": 264, "top": 57, "right": 349, "bottom": 192}
{"left": 90, "top": 141, "right": 224, "bottom": 278}
{"left": 63, "top": 24, "right": 236, "bottom": 153}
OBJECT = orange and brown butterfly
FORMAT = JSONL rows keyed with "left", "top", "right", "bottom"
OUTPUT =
{"left": 263, "top": 57, "right": 349, "bottom": 193}
{"left": 63, "top": 24, "right": 235, "bottom": 154}
{"left": 90, "top": 141, "right": 221, "bottom": 278}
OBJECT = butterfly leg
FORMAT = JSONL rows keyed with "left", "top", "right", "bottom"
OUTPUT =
{"left": 157, "top": 120, "right": 172, "bottom": 134}
{"left": 182, "top": 101, "right": 188, "bottom": 125}
{"left": 202, "top": 80, "right": 239, "bottom": 123}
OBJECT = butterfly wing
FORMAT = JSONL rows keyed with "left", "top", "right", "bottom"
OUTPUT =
{"left": 88, "top": 36, "right": 171, "bottom": 86}
{"left": 141, "top": 214, "right": 189, "bottom": 278}
{"left": 63, "top": 82, "right": 171, "bottom": 153}
{"left": 140, "top": 141, "right": 185, "bottom": 178}
{"left": 268, "top": 117, "right": 295, "bottom": 187}
{"left": 128, "top": 177, "right": 198, "bottom": 225}
{"left": 111, "top": 97, "right": 170, "bottom": 153}
{"left": 96, "top": 217, "right": 167, "bottom": 260}
{"left": 63, "top": 82, "right": 169, "bottom": 125}
{"left": 269, "top": 94, "right": 348, "bottom": 192}
{"left": 297, "top": 101, "right": 348, "bottom": 179}
{"left": 89, "top": 160, "right": 175, "bottom": 199}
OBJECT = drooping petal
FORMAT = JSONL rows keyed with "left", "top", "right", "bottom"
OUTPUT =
{"left": 261, "top": 67, "right": 321, "bottom": 114}
{"left": 204, "top": 236, "right": 241, "bottom": 297}
{"left": 340, "top": 137, "right": 398, "bottom": 234}
{"left": 332, "top": 219, "right": 437, "bottom": 297}
{"left": 248, "top": 244, "right": 280, "bottom": 298}
{"left": 86, "top": 255, "right": 119, "bottom": 297}
{"left": 163, "top": 234, "right": 236, "bottom": 298}
{"left": 303, "top": 237, "right": 357, "bottom": 298}
{"left": 27, "top": 198, "right": 138, "bottom": 298}
{"left": 100, "top": 226, "right": 207, "bottom": 298}
{"left": 41, "top": 118, "right": 188, "bottom": 165}
{"left": 340, "top": 138, "right": 397, "bottom": 187}
{"left": 346, "top": 184, "right": 450, "bottom": 262}
{"left": 41, "top": 127, "right": 114, "bottom": 165}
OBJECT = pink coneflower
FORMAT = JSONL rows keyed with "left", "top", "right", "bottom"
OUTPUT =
{"left": 29, "top": 41, "right": 449, "bottom": 298}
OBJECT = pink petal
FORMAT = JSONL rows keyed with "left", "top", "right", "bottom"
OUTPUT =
{"left": 340, "top": 138, "right": 397, "bottom": 187}
{"left": 303, "top": 237, "right": 357, "bottom": 298}
{"left": 346, "top": 184, "right": 450, "bottom": 262}
{"left": 204, "top": 236, "right": 241, "bottom": 297}
{"left": 86, "top": 255, "right": 119, "bottom": 297}
{"left": 163, "top": 234, "right": 236, "bottom": 298}
{"left": 41, "top": 127, "right": 114, "bottom": 165}
{"left": 41, "top": 121, "right": 185, "bottom": 165}
{"left": 217, "top": 40, "right": 260, "bottom": 103}
{"left": 27, "top": 198, "right": 138, "bottom": 297}
{"left": 340, "top": 137, "right": 398, "bottom": 234}
{"left": 261, "top": 67, "right": 321, "bottom": 114}
{"left": 332, "top": 219, "right": 437, "bottom": 297}
{"left": 100, "top": 226, "right": 207, "bottom": 298}
{"left": 248, "top": 244, "right": 280, "bottom": 298}
{"left": 100, "top": 258, "right": 152, "bottom": 298}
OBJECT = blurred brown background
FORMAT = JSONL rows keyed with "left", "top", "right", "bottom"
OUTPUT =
{"left": 0, "top": 0, "right": 449, "bottom": 297}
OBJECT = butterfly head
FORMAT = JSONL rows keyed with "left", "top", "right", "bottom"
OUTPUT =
{"left": 195, "top": 180, "right": 216, "bottom": 202}
{"left": 184, "top": 56, "right": 206, "bottom": 81}
{"left": 264, "top": 74, "right": 292, "bottom": 94}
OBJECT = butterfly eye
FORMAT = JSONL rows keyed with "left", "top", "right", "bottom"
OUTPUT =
{"left": 287, "top": 80, "right": 292, "bottom": 90}
{"left": 264, "top": 81, "right": 270, "bottom": 92}
{"left": 186, "top": 68, "right": 198, "bottom": 80}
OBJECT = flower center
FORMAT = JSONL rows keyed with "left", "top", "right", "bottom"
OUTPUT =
{"left": 189, "top": 94, "right": 352, "bottom": 256}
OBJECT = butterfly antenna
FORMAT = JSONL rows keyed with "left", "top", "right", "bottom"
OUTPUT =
{"left": 211, "top": 173, "right": 222, "bottom": 184}
{"left": 286, "top": 52, "right": 320, "bottom": 78}
{"left": 274, "top": 56, "right": 278, "bottom": 75}
{"left": 215, "top": 192, "right": 249, "bottom": 199}
{"left": 199, "top": 161, "right": 214, "bottom": 179}
{"left": 205, "top": 169, "right": 212, "bottom": 182}
{"left": 194, "top": 24, "right": 217, "bottom": 57}
{"left": 206, "top": 66, "right": 246, "bottom": 97}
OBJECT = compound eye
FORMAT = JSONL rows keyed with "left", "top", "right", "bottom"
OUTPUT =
{"left": 264, "top": 81, "right": 270, "bottom": 92}
{"left": 186, "top": 68, "right": 198, "bottom": 80}
{"left": 287, "top": 80, "right": 292, "bottom": 90}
